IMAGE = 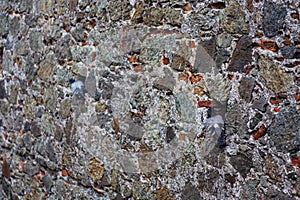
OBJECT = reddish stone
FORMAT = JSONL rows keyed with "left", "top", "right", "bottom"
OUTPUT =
{"left": 261, "top": 39, "right": 278, "bottom": 52}
{"left": 133, "top": 64, "right": 142, "bottom": 72}
{"left": 182, "top": 4, "right": 193, "bottom": 11}
{"left": 209, "top": 2, "right": 226, "bottom": 9}
{"left": 253, "top": 125, "right": 266, "bottom": 140}
{"left": 190, "top": 41, "right": 196, "bottom": 48}
{"left": 2, "top": 160, "right": 10, "bottom": 178}
{"left": 82, "top": 41, "right": 87, "bottom": 46}
{"left": 269, "top": 97, "right": 283, "bottom": 104}
{"left": 197, "top": 100, "right": 213, "bottom": 108}
{"left": 248, "top": 0, "right": 254, "bottom": 13}
{"left": 295, "top": 94, "right": 300, "bottom": 101}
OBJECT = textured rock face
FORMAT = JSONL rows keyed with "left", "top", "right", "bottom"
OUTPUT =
{"left": 263, "top": 1, "right": 287, "bottom": 37}
{"left": 221, "top": 1, "right": 250, "bottom": 34}
{"left": 0, "top": 0, "right": 299, "bottom": 199}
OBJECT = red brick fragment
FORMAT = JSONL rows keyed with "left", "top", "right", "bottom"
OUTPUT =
{"left": 291, "top": 13, "right": 299, "bottom": 19}
{"left": 295, "top": 94, "right": 300, "bottom": 101}
{"left": 162, "top": 57, "right": 169, "bottom": 65}
{"left": 253, "top": 125, "right": 266, "bottom": 140}
{"left": 190, "top": 74, "right": 203, "bottom": 84}
{"left": 62, "top": 169, "right": 68, "bottom": 177}
{"left": 273, "top": 107, "right": 280, "bottom": 112}
{"left": 248, "top": 0, "right": 254, "bottom": 12}
{"left": 129, "top": 56, "right": 136, "bottom": 63}
{"left": 291, "top": 158, "right": 300, "bottom": 167}
{"left": 197, "top": 100, "right": 213, "bottom": 108}
{"left": 261, "top": 39, "right": 278, "bottom": 52}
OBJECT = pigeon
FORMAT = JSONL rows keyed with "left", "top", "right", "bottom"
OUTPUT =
{"left": 69, "top": 78, "right": 85, "bottom": 99}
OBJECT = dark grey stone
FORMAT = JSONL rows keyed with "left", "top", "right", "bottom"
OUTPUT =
{"left": 85, "top": 70, "right": 97, "bottom": 99}
{"left": 239, "top": 77, "right": 255, "bottom": 102}
{"left": 268, "top": 106, "right": 300, "bottom": 154}
{"left": 55, "top": 35, "right": 73, "bottom": 61}
{"left": 182, "top": 183, "right": 202, "bottom": 200}
{"left": 23, "top": 162, "right": 39, "bottom": 176}
{"left": 228, "top": 36, "right": 252, "bottom": 73}
{"left": 194, "top": 37, "right": 217, "bottom": 73}
{"left": 71, "top": 24, "right": 85, "bottom": 42}
{"left": 0, "top": 80, "right": 6, "bottom": 99}
{"left": 31, "top": 121, "right": 41, "bottom": 137}
{"left": 165, "top": 127, "right": 175, "bottom": 143}
{"left": 42, "top": 174, "right": 53, "bottom": 193}
{"left": 230, "top": 152, "right": 253, "bottom": 178}
{"left": 216, "top": 49, "right": 230, "bottom": 68}
{"left": 252, "top": 96, "right": 267, "bottom": 112}
{"left": 250, "top": 112, "right": 263, "bottom": 130}
{"left": 98, "top": 79, "right": 114, "bottom": 100}
{"left": 263, "top": 1, "right": 287, "bottom": 37}
{"left": 281, "top": 46, "right": 296, "bottom": 59}
{"left": 153, "top": 67, "right": 176, "bottom": 92}
{"left": 0, "top": 14, "right": 9, "bottom": 37}
{"left": 46, "top": 140, "right": 57, "bottom": 162}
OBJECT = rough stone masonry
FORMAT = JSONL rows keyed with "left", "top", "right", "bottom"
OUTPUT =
{"left": 0, "top": 0, "right": 299, "bottom": 199}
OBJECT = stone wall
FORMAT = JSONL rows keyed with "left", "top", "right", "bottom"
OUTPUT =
{"left": 0, "top": 0, "right": 299, "bottom": 199}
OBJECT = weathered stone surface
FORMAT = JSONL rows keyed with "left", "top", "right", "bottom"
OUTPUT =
{"left": 258, "top": 55, "right": 293, "bottom": 93}
{"left": 37, "top": 52, "right": 55, "bottom": 82}
{"left": 221, "top": 1, "right": 250, "bottom": 34}
{"left": 217, "top": 33, "right": 232, "bottom": 48}
{"left": 71, "top": 24, "right": 85, "bottom": 42}
{"left": 0, "top": 14, "right": 9, "bottom": 37}
{"left": 29, "top": 31, "right": 44, "bottom": 52}
{"left": 241, "top": 180, "right": 258, "bottom": 200}
{"left": 263, "top": 1, "right": 287, "bottom": 37}
{"left": 182, "top": 183, "right": 202, "bottom": 200}
{"left": 228, "top": 36, "right": 252, "bottom": 72}
{"left": 0, "top": 80, "right": 6, "bottom": 99}
{"left": 230, "top": 153, "right": 253, "bottom": 178}
{"left": 265, "top": 155, "right": 282, "bottom": 182}
{"left": 153, "top": 67, "right": 176, "bottom": 92}
{"left": 225, "top": 104, "right": 249, "bottom": 137}
{"left": 175, "top": 92, "right": 196, "bottom": 123}
{"left": 38, "top": 0, "right": 52, "bottom": 13}
{"left": 55, "top": 35, "right": 73, "bottom": 62}
{"left": 198, "top": 168, "right": 219, "bottom": 193}
{"left": 239, "top": 77, "right": 255, "bottom": 102}
{"left": 281, "top": 46, "right": 296, "bottom": 59}
{"left": 250, "top": 112, "right": 263, "bottom": 129}
{"left": 24, "top": 98, "right": 36, "bottom": 120}
{"left": 44, "top": 88, "right": 58, "bottom": 113}
{"left": 9, "top": 17, "right": 20, "bottom": 37}
{"left": 143, "top": 7, "right": 164, "bottom": 26}
{"left": 60, "top": 99, "right": 71, "bottom": 119}
{"left": 163, "top": 8, "right": 184, "bottom": 27}
{"left": 42, "top": 174, "right": 53, "bottom": 193}
{"left": 268, "top": 106, "right": 300, "bottom": 154}
{"left": 252, "top": 96, "right": 267, "bottom": 112}
{"left": 85, "top": 70, "right": 97, "bottom": 99}
{"left": 194, "top": 38, "right": 217, "bottom": 73}
{"left": 31, "top": 121, "right": 41, "bottom": 137}
{"left": 184, "top": 9, "right": 217, "bottom": 34}
{"left": 108, "top": 0, "right": 132, "bottom": 22}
